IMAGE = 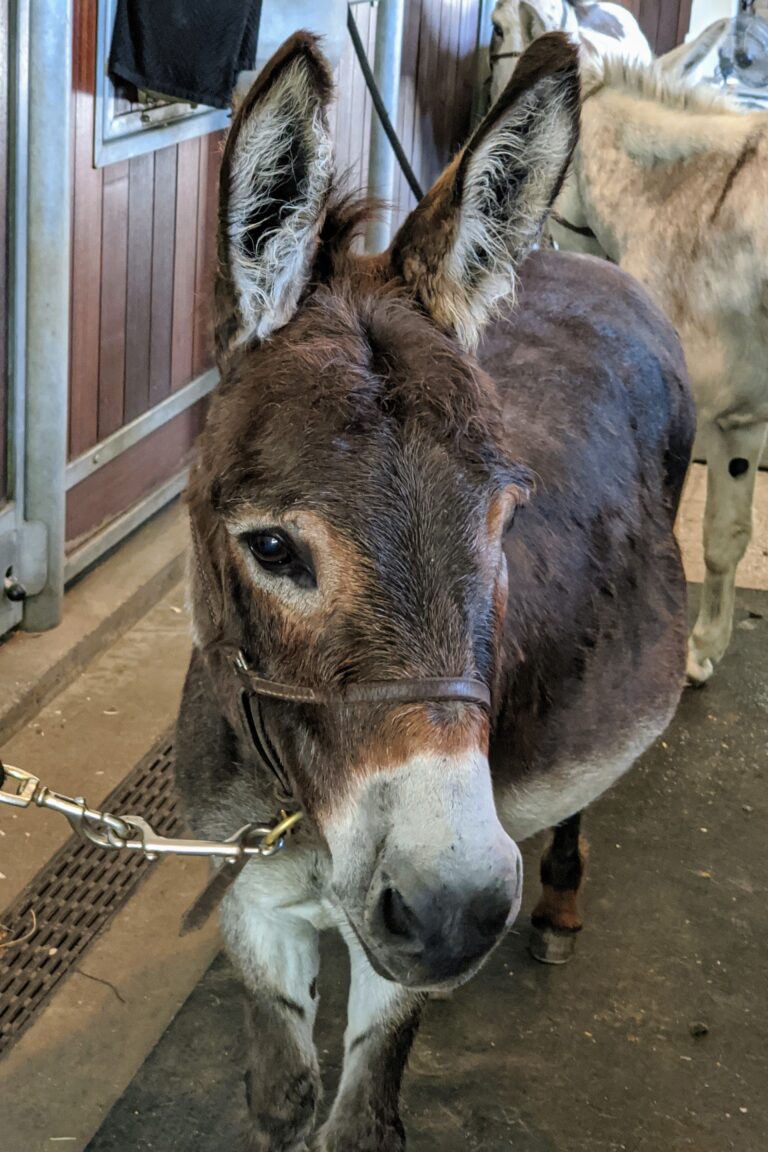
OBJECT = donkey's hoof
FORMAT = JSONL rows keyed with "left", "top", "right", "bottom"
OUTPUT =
{"left": 529, "top": 924, "right": 578, "bottom": 965}
{"left": 686, "top": 645, "right": 713, "bottom": 686}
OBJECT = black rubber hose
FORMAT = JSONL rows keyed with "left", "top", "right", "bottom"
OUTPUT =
{"left": 346, "top": 5, "right": 425, "bottom": 202}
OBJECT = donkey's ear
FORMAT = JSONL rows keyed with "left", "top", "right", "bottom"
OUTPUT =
{"left": 519, "top": 1, "right": 549, "bottom": 43}
{"left": 391, "top": 33, "right": 579, "bottom": 349}
{"left": 656, "top": 18, "right": 729, "bottom": 80}
{"left": 217, "top": 32, "right": 334, "bottom": 351}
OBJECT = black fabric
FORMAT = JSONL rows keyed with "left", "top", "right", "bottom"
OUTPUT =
{"left": 109, "top": 0, "right": 262, "bottom": 109}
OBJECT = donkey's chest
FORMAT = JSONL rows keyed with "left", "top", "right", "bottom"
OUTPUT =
{"left": 493, "top": 713, "right": 669, "bottom": 842}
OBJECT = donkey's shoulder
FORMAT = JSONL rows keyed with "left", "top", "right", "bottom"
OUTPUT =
{"left": 479, "top": 249, "right": 693, "bottom": 511}
{"left": 481, "top": 249, "right": 690, "bottom": 448}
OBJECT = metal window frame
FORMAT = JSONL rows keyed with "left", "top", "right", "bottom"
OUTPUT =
{"left": 93, "top": 0, "right": 231, "bottom": 169}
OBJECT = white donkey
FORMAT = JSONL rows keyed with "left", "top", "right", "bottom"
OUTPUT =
{"left": 549, "top": 40, "right": 768, "bottom": 683}
{"left": 490, "top": 0, "right": 651, "bottom": 102}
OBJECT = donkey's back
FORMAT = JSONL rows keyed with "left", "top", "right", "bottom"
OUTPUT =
{"left": 480, "top": 251, "right": 694, "bottom": 841}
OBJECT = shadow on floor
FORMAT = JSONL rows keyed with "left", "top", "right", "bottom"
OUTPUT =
{"left": 87, "top": 588, "right": 768, "bottom": 1152}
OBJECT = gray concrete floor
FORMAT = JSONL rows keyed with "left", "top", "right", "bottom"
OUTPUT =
{"left": 85, "top": 587, "right": 767, "bottom": 1152}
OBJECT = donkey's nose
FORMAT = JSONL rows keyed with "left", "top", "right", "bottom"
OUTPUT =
{"left": 367, "top": 856, "right": 522, "bottom": 982}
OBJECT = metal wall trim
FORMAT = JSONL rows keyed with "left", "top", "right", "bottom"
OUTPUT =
{"left": 21, "top": 0, "right": 72, "bottom": 631}
{"left": 65, "top": 469, "right": 189, "bottom": 585}
{"left": 66, "top": 369, "right": 217, "bottom": 491}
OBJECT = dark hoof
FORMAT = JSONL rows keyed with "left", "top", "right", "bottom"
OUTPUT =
{"left": 529, "top": 923, "right": 578, "bottom": 965}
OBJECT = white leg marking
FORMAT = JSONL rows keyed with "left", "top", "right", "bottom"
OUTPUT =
{"left": 688, "top": 419, "right": 768, "bottom": 682}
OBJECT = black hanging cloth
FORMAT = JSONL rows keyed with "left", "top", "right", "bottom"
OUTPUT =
{"left": 109, "top": 0, "right": 262, "bottom": 109}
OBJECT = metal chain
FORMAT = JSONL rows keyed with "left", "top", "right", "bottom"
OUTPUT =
{"left": 0, "top": 760, "right": 301, "bottom": 864}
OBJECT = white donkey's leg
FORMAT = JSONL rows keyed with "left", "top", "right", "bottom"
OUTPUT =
{"left": 316, "top": 926, "right": 424, "bottom": 1152}
{"left": 688, "top": 418, "right": 768, "bottom": 683}
{"left": 221, "top": 860, "right": 323, "bottom": 1152}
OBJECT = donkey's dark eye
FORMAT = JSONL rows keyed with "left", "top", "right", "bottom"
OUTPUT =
{"left": 250, "top": 532, "right": 291, "bottom": 566}
{"left": 492, "top": 19, "right": 503, "bottom": 38}
{"left": 245, "top": 530, "right": 315, "bottom": 587}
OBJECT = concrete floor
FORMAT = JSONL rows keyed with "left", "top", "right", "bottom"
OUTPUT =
{"left": 84, "top": 586, "right": 768, "bottom": 1152}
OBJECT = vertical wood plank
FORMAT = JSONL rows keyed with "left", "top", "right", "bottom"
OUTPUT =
{"left": 192, "top": 134, "right": 220, "bottom": 378}
{"left": 392, "top": 0, "right": 423, "bottom": 227}
{"left": 97, "top": 161, "right": 129, "bottom": 439}
{"left": 417, "top": 2, "right": 441, "bottom": 189}
{"left": 171, "top": 137, "right": 201, "bottom": 391}
{"left": 676, "top": 0, "right": 693, "bottom": 47}
{"left": 148, "top": 145, "right": 177, "bottom": 407}
{"left": 123, "top": 152, "right": 155, "bottom": 422}
{"left": 69, "top": 0, "right": 103, "bottom": 458}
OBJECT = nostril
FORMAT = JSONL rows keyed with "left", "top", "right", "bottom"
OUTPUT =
{"left": 380, "top": 886, "right": 418, "bottom": 942}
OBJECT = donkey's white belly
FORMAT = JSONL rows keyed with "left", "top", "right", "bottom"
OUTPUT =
{"left": 496, "top": 713, "right": 671, "bottom": 842}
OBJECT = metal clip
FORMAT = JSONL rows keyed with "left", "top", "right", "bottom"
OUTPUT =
{"left": 0, "top": 757, "right": 302, "bottom": 865}
{"left": 0, "top": 763, "right": 40, "bottom": 808}
{"left": 118, "top": 813, "right": 301, "bottom": 863}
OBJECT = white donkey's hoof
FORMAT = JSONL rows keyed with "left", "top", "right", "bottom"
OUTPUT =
{"left": 686, "top": 645, "right": 714, "bottom": 686}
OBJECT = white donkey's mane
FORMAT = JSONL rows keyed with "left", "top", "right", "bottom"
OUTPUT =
{"left": 583, "top": 54, "right": 743, "bottom": 115}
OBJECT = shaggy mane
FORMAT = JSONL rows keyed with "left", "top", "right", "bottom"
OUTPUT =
{"left": 582, "top": 55, "right": 745, "bottom": 116}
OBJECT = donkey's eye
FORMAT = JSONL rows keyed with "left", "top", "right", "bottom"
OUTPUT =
{"left": 244, "top": 530, "right": 315, "bottom": 586}
{"left": 492, "top": 19, "right": 503, "bottom": 38}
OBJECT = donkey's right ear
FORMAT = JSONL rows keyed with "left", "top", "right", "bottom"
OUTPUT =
{"left": 217, "top": 32, "right": 335, "bottom": 352}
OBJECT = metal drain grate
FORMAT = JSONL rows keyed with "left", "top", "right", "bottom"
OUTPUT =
{"left": 0, "top": 733, "right": 179, "bottom": 1058}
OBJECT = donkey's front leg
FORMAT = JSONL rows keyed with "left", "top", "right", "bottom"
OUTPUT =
{"left": 687, "top": 418, "right": 768, "bottom": 683}
{"left": 529, "top": 811, "right": 587, "bottom": 965}
{"left": 222, "top": 871, "right": 322, "bottom": 1152}
{"left": 316, "top": 930, "right": 424, "bottom": 1152}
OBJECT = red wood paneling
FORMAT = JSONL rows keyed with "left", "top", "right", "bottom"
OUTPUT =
{"left": 98, "top": 160, "right": 129, "bottom": 439}
{"left": 123, "top": 151, "right": 155, "bottom": 423}
{"left": 192, "top": 134, "right": 220, "bottom": 379}
{"left": 67, "top": 0, "right": 221, "bottom": 547}
{"left": 149, "top": 145, "right": 177, "bottom": 408}
{"left": 69, "top": 0, "right": 102, "bottom": 458}
{"left": 339, "top": 1, "right": 482, "bottom": 234}
{"left": 0, "top": 0, "right": 9, "bottom": 504}
{"left": 617, "top": 0, "right": 692, "bottom": 53}
{"left": 171, "top": 138, "right": 201, "bottom": 391}
{"left": 66, "top": 400, "right": 207, "bottom": 547}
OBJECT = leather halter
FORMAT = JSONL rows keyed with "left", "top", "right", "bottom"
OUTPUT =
{"left": 190, "top": 523, "right": 491, "bottom": 800}
{"left": 550, "top": 212, "right": 598, "bottom": 240}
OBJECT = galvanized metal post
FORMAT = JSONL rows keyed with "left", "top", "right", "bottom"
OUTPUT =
{"left": 365, "top": 0, "right": 406, "bottom": 254}
{"left": 22, "top": 0, "right": 72, "bottom": 630}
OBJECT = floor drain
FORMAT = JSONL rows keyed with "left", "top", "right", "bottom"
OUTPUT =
{"left": 0, "top": 733, "right": 179, "bottom": 1058}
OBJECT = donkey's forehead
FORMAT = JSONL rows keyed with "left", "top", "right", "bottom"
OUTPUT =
{"left": 207, "top": 287, "right": 519, "bottom": 505}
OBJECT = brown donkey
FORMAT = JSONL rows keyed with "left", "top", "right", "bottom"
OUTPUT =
{"left": 175, "top": 31, "right": 693, "bottom": 1152}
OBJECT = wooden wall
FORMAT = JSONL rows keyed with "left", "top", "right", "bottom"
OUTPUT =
{"left": 619, "top": 0, "right": 694, "bottom": 52}
{"left": 67, "top": 0, "right": 220, "bottom": 548}
{"left": 333, "top": 1, "right": 482, "bottom": 232}
{"left": 0, "top": 0, "right": 9, "bottom": 508}
{"left": 65, "top": 0, "right": 482, "bottom": 551}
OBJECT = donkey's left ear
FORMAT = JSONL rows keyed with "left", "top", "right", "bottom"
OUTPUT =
{"left": 217, "top": 32, "right": 334, "bottom": 352}
{"left": 391, "top": 33, "right": 579, "bottom": 349}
